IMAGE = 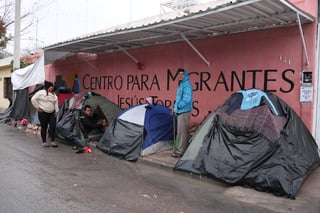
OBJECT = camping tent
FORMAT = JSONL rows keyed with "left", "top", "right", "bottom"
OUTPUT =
{"left": 0, "top": 84, "right": 42, "bottom": 125}
{"left": 175, "top": 89, "right": 320, "bottom": 199}
{"left": 97, "top": 104, "right": 174, "bottom": 161}
{"left": 11, "top": 56, "right": 44, "bottom": 122}
{"left": 0, "top": 55, "right": 45, "bottom": 123}
{"left": 56, "top": 92, "right": 123, "bottom": 148}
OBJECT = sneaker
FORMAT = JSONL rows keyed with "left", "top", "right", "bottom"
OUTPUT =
{"left": 83, "top": 146, "right": 92, "bottom": 153}
{"left": 171, "top": 152, "right": 182, "bottom": 158}
{"left": 76, "top": 146, "right": 92, "bottom": 154}
{"left": 42, "top": 142, "right": 50, "bottom": 147}
{"left": 76, "top": 148, "right": 84, "bottom": 154}
{"left": 50, "top": 142, "right": 58, "bottom": 147}
{"left": 88, "top": 141, "right": 98, "bottom": 147}
{"left": 72, "top": 146, "right": 79, "bottom": 150}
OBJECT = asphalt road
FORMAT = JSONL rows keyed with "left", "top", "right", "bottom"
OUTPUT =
{"left": 0, "top": 123, "right": 319, "bottom": 213}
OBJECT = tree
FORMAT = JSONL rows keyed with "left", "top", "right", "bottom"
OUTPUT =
{"left": 0, "top": 0, "right": 13, "bottom": 54}
{"left": 0, "top": 0, "right": 31, "bottom": 58}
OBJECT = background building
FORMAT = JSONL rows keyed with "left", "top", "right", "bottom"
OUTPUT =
{"left": 39, "top": 0, "right": 320, "bottom": 146}
{"left": 0, "top": 56, "right": 13, "bottom": 112}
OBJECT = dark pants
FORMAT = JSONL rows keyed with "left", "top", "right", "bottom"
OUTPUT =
{"left": 38, "top": 111, "right": 56, "bottom": 143}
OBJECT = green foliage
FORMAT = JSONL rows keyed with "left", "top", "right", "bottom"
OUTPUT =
{"left": 0, "top": 19, "right": 9, "bottom": 49}
{"left": 10, "top": 59, "right": 31, "bottom": 72}
{"left": 0, "top": 0, "right": 13, "bottom": 52}
{"left": 0, "top": 0, "right": 32, "bottom": 58}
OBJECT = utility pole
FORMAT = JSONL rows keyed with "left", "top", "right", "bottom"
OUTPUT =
{"left": 13, "top": 0, "right": 21, "bottom": 102}
{"left": 14, "top": 0, "right": 21, "bottom": 70}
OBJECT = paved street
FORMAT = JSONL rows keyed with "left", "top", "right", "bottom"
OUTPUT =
{"left": 0, "top": 123, "right": 319, "bottom": 213}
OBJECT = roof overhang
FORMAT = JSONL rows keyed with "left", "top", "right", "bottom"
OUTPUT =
{"left": 43, "top": 0, "right": 315, "bottom": 64}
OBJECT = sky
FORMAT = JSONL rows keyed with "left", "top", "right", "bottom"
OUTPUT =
{"left": 6, "top": 0, "right": 211, "bottom": 54}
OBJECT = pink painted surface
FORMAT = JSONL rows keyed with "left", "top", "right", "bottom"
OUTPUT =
{"left": 289, "top": 0, "right": 317, "bottom": 16}
{"left": 46, "top": 20, "right": 317, "bottom": 131}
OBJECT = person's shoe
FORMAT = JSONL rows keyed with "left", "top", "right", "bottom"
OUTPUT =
{"left": 171, "top": 152, "right": 182, "bottom": 158}
{"left": 76, "top": 148, "right": 84, "bottom": 154}
{"left": 83, "top": 146, "right": 92, "bottom": 153}
{"left": 50, "top": 142, "right": 58, "bottom": 147}
{"left": 76, "top": 146, "right": 92, "bottom": 154}
{"left": 72, "top": 146, "right": 79, "bottom": 150}
{"left": 88, "top": 141, "right": 98, "bottom": 147}
{"left": 42, "top": 142, "right": 50, "bottom": 147}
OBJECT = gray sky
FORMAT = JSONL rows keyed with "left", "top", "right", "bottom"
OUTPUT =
{"left": 6, "top": 0, "right": 211, "bottom": 54}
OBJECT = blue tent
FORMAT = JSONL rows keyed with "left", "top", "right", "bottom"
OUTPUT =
{"left": 97, "top": 104, "right": 174, "bottom": 161}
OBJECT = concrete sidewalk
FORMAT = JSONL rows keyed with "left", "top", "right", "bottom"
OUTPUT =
{"left": 140, "top": 150, "right": 320, "bottom": 213}
{"left": 140, "top": 150, "right": 178, "bottom": 168}
{"left": 4, "top": 121, "right": 320, "bottom": 213}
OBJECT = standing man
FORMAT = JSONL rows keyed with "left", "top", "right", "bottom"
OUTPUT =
{"left": 172, "top": 68, "right": 193, "bottom": 158}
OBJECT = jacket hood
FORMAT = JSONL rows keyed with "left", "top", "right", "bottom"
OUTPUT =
{"left": 180, "top": 70, "right": 190, "bottom": 84}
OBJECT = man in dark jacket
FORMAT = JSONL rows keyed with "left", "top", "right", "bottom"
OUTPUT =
{"left": 81, "top": 105, "right": 107, "bottom": 137}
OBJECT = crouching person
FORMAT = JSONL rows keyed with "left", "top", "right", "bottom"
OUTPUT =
{"left": 75, "top": 105, "right": 107, "bottom": 153}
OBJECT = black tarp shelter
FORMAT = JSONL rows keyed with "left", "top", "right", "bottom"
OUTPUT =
{"left": 175, "top": 89, "right": 320, "bottom": 199}
{"left": 56, "top": 92, "right": 123, "bottom": 148}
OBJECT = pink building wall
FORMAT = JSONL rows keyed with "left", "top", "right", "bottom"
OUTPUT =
{"left": 290, "top": 0, "right": 317, "bottom": 15}
{"left": 45, "top": 1, "right": 317, "bottom": 130}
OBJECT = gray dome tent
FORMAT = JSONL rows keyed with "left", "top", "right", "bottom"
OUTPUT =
{"left": 97, "top": 104, "right": 174, "bottom": 161}
{"left": 175, "top": 89, "right": 320, "bottom": 199}
{"left": 56, "top": 92, "right": 123, "bottom": 148}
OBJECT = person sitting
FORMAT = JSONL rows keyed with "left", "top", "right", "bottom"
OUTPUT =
{"left": 81, "top": 105, "right": 107, "bottom": 137}
{"left": 75, "top": 105, "right": 107, "bottom": 152}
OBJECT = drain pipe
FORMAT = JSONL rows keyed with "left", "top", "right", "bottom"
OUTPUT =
{"left": 297, "top": 13, "right": 310, "bottom": 68}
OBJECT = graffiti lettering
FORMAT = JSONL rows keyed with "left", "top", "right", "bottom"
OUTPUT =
{"left": 127, "top": 74, "right": 160, "bottom": 90}
{"left": 230, "top": 71, "right": 245, "bottom": 90}
{"left": 117, "top": 95, "right": 200, "bottom": 116}
{"left": 213, "top": 72, "right": 229, "bottom": 91}
{"left": 83, "top": 74, "right": 123, "bottom": 90}
{"left": 190, "top": 72, "right": 211, "bottom": 91}
{"left": 80, "top": 68, "right": 295, "bottom": 123}
{"left": 118, "top": 95, "right": 145, "bottom": 108}
{"left": 166, "top": 69, "right": 294, "bottom": 93}
{"left": 83, "top": 68, "right": 295, "bottom": 93}
{"left": 280, "top": 69, "right": 295, "bottom": 93}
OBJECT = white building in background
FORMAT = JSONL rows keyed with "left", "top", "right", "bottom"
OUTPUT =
{"left": 0, "top": 56, "right": 13, "bottom": 112}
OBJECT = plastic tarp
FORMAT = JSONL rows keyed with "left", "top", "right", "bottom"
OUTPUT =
{"left": 0, "top": 86, "right": 41, "bottom": 124}
{"left": 175, "top": 89, "right": 320, "bottom": 198}
{"left": 11, "top": 55, "right": 45, "bottom": 90}
{"left": 142, "top": 104, "right": 174, "bottom": 152}
{"left": 98, "top": 119, "right": 144, "bottom": 161}
{"left": 1, "top": 54, "right": 45, "bottom": 122}
{"left": 56, "top": 92, "right": 123, "bottom": 148}
{"left": 10, "top": 89, "right": 29, "bottom": 121}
